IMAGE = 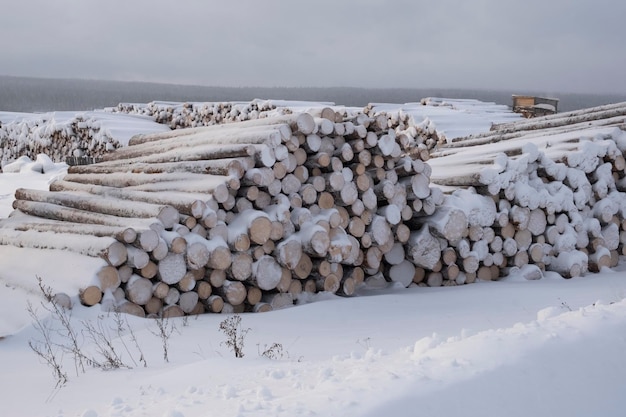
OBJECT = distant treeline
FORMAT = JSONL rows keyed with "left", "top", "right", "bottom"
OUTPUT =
{"left": 1, "top": 75, "right": 625, "bottom": 113}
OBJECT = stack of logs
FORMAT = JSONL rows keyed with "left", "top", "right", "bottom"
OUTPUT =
{"left": 0, "top": 113, "right": 136, "bottom": 165}
{"left": 0, "top": 100, "right": 347, "bottom": 165}
{"left": 3, "top": 100, "right": 626, "bottom": 317}
{"left": 428, "top": 102, "right": 626, "bottom": 281}
{"left": 110, "top": 99, "right": 307, "bottom": 130}
{"left": 1, "top": 108, "right": 445, "bottom": 316}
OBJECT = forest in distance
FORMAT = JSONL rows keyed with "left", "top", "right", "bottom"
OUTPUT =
{"left": 2, "top": 75, "right": 626, "bottom": 114}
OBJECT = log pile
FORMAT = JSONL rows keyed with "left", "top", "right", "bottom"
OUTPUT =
{"left": 427, "top": 102, "right": 626, "bottom": 281}
{"left": 0, "top": 112, "right": 168, "bottom": 167}
{"left": 362, "top": 105, "right": 438, "bottom": 160}
{"left": 362, "top": 98, "right": 521, "bottom": 148}
{"left": 3, "top": 100, "right": 626, "bottom": 318}
{"left": 1, "top": 108, "right": 441, "bottom": 316}
{"left": 1, "top": 99, "right": 348, "bottom": 167}
{"left": 108, "top": 99, "right": 343, "bottom": 130}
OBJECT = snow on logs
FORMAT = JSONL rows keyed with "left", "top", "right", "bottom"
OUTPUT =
{"left": 1, "top": 107, "right": 443, "bottom": 316}
{"left": 428, "top": 106, "right": 626, "bottom": 281}
{"left": 3, "top": 101, "right": 626, "bottom": 317}
{"left": 0, "top": 112, "right": 170, "bottom": 166}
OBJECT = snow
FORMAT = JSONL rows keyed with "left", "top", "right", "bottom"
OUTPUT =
{"left": 369, "top": 98, "right": 521, "bottom": 142}
{"left": 2, "top": 102, "right": 626, "bottom": 417}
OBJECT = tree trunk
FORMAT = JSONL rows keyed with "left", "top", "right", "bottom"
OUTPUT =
{"left": 0, "top": 227, "right": 128, "bottom": 266}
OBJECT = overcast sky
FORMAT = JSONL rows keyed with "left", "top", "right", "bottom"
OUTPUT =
{"left": 1, "top": 0, "right": 624, "bottom": 95}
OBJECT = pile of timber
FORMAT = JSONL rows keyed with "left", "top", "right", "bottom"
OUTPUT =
{"left": 0, "top": 114, "right": 113, "bottom": 165}
{"left": 0, "top": 112, "right": 166, "bottom": 166}
{"left": 427, "top": 102, "right": 626, "bottom": 280}
{"left": 0, "top": 100, "right": 346, "bottom": 167}
{"left": 109, "top": 99, "right": 339, "bottom": 130}
{"left": 1, "top": 109, "right": 442, "bottom": 316}
{"left": 362, "top": 105, "right": 438, "bottom": 160}
{"left": 3, "top": 100, "right": 626, "bottom": 318}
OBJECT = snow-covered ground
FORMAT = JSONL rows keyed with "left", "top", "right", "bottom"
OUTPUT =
{"left": 370, "top": 98, "right": 521, "bottom": 142}
{"left": 1, "top": 159, "right": 626, "bottom": 416}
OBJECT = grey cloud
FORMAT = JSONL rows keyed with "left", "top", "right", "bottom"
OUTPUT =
{"left": 0, "top": 0, "right": 624, "bottom": 94}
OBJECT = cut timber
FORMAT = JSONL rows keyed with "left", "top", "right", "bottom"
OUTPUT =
{"left": 79, "top": 286, "right": 102, "bottom": 306}
{"left": 0, "top": 228, "right": 127, "bottom": 266}
{"left": 145, "top": 297, "right": 163, "bottom": 315}
{"left": 421, "top": 206, "right": 468, "bottom": 244}
{"left": 338, "top": 276, "right": 356, "bottom": 296}
{"left": 7, "top": 219, "right": 141, "bottom": 243}
{"left": 127, "top": 115, "right": 295, "bottom": 146}
{"left": 179, "top": 292, "right": 200, "bottom": 314}
{"left": 117, "top": 301, "right": 146, "bottom": 317}
{"left": 296, "top": 113, "right": 316, "bottom": 135}
{"left": 152, "top": 282, "right": 169, "bottom": 299}
{"left": 548, "top": 251, "right": 588, "bottom": 278}
{"left": 126, "top": 275, "right": 153, "bottom": 305}
{"left": 297, "top": 224, "right": 331, "bottom": 257}
{"left": 228, "top": 210, "right": 272, "bottom": 245}
{"left": 294, "top": 253, "right": 313, "bottom": 279}
{"left": 103, "top": 128, "right": 281, "bottom": 162}
{"left": 317, "top": 274, "right": 340, "bottom": 293}
{"left": 388, "top": 260, "right": 415, "bottom": 287}
{"left": 205, "top": 295, "right": 224, "bottom": 313}
{"left": 137, "top": 229, "right": 160, "bottom": 252}
{"left": 216, "top": 280, "right": 247, "bottom": 305}
{"left": 97, "top": 266, "right": 121, "bottom": 291}
{"left": 12, "top": 200, "right": 159, "bottom": 229}
{"left": 383, "top": 242, "right": 405, "bottom": 266}
{"left": 263, "top": 292, "right": 294, "bottom": 310}
{"left": 126, "top": 246, "right": 150, "bottom": 269}
{"left": 228, "top": 252, "right": 253, "bottom": 281}
{"left": 589, "top": 247, "right": 612, "bottom": 272}
{"left": 196, "top": 281, "right": 213, "bottom": 299}
{"left": 426, "top": 272, "right": 443, "bottom": 287}
{"left": 252, "top": 255, "right": 283, "bottom": 290}
{"left": 158, "top": 253, "right": 187, "bottom": 285}
{"left": 205, "top": 237, "right": 232, "bottom": 270}
{"left": 185, "top": 242, "right": 210, "bottom": 269}
{"left": 62, "top": 172, "right": 233, "bottom": 196}
{"left": 245, "top": 286, "right": 263, "bottom": 305}
{"left": 275, "top": 236, "right": 303, "bottom": 270}
{"left": 406, "top": 225, "right": 441, "bottom": 270}
{"left": 53, "top": 293, "right": 72, "bottom": 310}
{"left": 49, "top": 179, "right": 216, "bottom": 217}
{"left": 369, "top": 215, "right": 393, "bottom": 247}
{"left": 69, "top": 157, "right": 247, "bottom": 178}
{"left": 162, "top": 305, "right": 185, "bottom": 318}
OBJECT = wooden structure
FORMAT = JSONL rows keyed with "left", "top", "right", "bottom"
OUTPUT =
{"left": 512, "top": 95, "right": 559, "bottom": 118}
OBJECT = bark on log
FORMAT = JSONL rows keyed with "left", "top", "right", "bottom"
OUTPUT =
{"left": 7, "top": 219, "right": 142, "bottom": 243}
{"left": 12, "top": 200, "right": 158, "bottom": 230}
{"left": 0, "top": 227, "right": 128, "bottom": 266}
{"left": 49, "top": 179, "right": 215, "bottom": 217}
{"left": 15, "top": 188, "right": 178, "bottom": 228}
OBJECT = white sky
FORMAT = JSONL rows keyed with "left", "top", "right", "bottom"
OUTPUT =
{"left": 1, "top": 0, "right": 624, "bottom": 94}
